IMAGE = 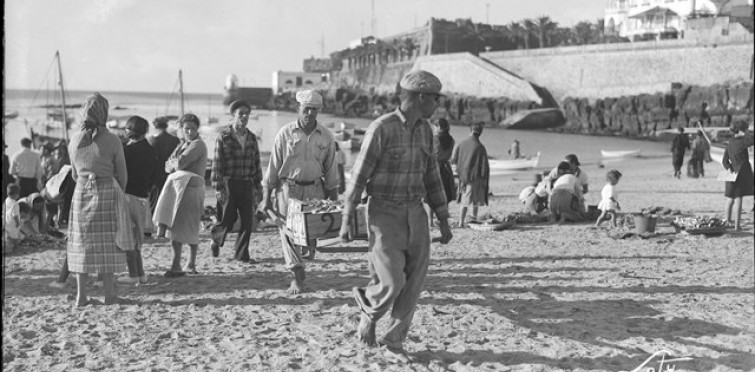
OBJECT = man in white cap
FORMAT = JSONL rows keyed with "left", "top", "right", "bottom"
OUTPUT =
{"left": 339, "top": 70, "right": 453, "bottom": 358}
{"left": 259, "top": 89, "right": 338, "bottom": 294}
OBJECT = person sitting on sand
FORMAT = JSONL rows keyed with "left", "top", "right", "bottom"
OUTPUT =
{"left": 520, "top": 179, "right": 549, "bottom": 216}
{"left": 595, "top": 169, "right": 623, "bottom": 228}
{"left": 549, "top": 161, "right": 585, "bottom": 224}
{"left": 24, "top": 193, "right": 49, "bottom": 237}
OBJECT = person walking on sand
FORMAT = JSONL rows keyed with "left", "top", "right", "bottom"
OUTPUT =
{"left": 689, "top": 129, "right": 710, "bottom": 178}
{"left": 66, "top": 92, "right": 130, "bottom": 307}
{"left": 722, "top": 120, "right": 754, "bottom": 231}
{"left": 210, "top": 100, "right": 263, "bottom": 263}
{"left": 340, "top": 70, "right": 453, "bottom": 359}
{"left": 147, "top": 116, "right": 180, "bottom": 235}
{"left": 155, "top": 114, "right": 208, "bottom": 277}
{"left": 671, "top": 127, "right": 690, "bottom": 179}
{"left": 259, "top": 90, "right": 339, "bottom": 294}
{"left": 10, "top": 137, "right": 43, "bottom": 198}
{"left": 452, "top": 123, "right": 490, "bottom": 228}
{"left": 117, "top": 116, "right": 158, "bottom": 285}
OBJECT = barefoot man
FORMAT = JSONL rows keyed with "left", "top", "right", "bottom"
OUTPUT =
{"left": 340, "top": 70, "right": 453, "bottom": 357}
{"left": 259, "top": 90, "right": 339, "bottom": 294}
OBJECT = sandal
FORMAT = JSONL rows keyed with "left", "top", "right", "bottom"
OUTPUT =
{"left": 163, "top": 271, "right": 186, "bottom": 278}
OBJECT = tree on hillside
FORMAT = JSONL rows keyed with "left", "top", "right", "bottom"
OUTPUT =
{"left": 572, "top": 21, "right": 595, "bottom": 44}
{"left": 533, "top": 15, "right": 558, "bottom": 48}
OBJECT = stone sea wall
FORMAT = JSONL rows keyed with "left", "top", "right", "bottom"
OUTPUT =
{"left": 560, "top": 82, "right": 754, "bottom": 136}
{"left": 483, "top": 36, "right": 754, "bottom": 101}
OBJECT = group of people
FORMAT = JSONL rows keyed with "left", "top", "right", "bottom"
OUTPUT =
{"left": 2, "top": 69, "right": 752, "bottom": 360}
{"left": 670, "top": 125, "right": 712, "bottom": 179}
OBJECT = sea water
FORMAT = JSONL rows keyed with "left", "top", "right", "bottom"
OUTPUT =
{"left": 3, "top": 89, "right": 670, "bottom": 173}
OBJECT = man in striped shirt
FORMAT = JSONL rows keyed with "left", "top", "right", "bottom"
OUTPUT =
{"left": 340, "top": 70, "right": 453, "bottom": 357}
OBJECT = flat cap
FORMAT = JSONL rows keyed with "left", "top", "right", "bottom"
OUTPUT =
{"left": 229, "top": 100, "right": 251, "bottom": 114}
{"left": 295, "top": 90, "right": 323, "bottom": 108}
{"left": 399, "top": 70, "right": 442, "bottom": 94}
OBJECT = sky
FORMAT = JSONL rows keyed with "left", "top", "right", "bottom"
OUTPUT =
{"left": 4, "top": 0, "right": 605, "bottom": 94}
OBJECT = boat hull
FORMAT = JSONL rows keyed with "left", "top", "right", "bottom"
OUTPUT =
{"left": 600, "top": 149, "right": 642, "bottom": 158}
{"left": 500, "top": 108, "right": 565, "bottom": 130}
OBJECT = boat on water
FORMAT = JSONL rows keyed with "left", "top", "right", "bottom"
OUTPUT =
{"left": 26, "top": 51, "right": 72, "bottom": 147}
{"left": 222, "top": 74, "right": 273, "bottom": 108}
{"left": 654, "top": 126, "right": 749, "bottom": 143}
{"left": 453, "top": 152, "right": 541, "bottom": 177}
{"left": 600, "top": 149, "right": 642, "bottom": 158}
{"left": 499, "top": 108, "right": 565, "bottom": 130}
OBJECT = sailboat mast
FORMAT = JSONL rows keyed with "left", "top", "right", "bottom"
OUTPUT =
{"left": 179, "top": 69, "right": 185, "bottom": 116}
{"left": 55, "top": 50, "right": 70, "bottom": 142}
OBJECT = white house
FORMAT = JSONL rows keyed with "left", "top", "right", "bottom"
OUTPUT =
{"left": 271, "top": 71, "right": 330, "bottom": 94}
{"left": 604, "top": 0, "right": 724, "bottom": 40}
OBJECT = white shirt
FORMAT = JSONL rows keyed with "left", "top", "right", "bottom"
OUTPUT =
{"left": 10, "top": 147, "right": 43, "bottom": 179}
{"left": 598, "top": 183, "right": 619, "bottom": 211}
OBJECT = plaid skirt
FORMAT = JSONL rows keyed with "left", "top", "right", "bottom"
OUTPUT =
{"left": 67, "top": 177, "right": 125, "bottom": 274}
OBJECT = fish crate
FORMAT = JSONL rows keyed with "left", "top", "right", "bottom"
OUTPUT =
{"left": 286, "top": 199, "right": 366, "bottom": 247}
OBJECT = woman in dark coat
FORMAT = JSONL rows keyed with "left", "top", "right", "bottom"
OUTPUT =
{"left": 722, "top": 120, "right": 754, "bottom": 231}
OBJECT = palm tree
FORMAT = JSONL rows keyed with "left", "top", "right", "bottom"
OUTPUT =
{"left": 533, "top": 15, "right": 558, "bottom": 48}
{"left": 522, "top": 19, "right": 536, "bottom": 49}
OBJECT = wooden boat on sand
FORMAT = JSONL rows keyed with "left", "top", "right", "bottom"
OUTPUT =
{"left": 499, "top": 108, "right": 565, "bottom": 130}
{"left": 600, "top": 149, "right": 642, "bottom": 158}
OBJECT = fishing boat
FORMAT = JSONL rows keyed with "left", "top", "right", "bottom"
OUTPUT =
{"left": 26, "top": 51, "right": 71, "bottom": 147}
{"left": 600, "top": 149, "right": 642, "bottom": 158}
{"left": 499, "top": 108, "right": 565, "bottom": 130}
{"left": 489, "top": 152, "right": 541, "bottom": 171}
{"left": 654, "top": 126, "right": 745, "bottom": 143}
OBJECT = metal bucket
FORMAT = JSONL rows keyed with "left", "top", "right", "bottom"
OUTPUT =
{"left": 633, "top": 213, "right": 657, "bottom": 234}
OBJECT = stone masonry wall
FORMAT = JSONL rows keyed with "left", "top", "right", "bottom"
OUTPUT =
{"left": 483, "top": 36, "right": 754, "bottom": 101}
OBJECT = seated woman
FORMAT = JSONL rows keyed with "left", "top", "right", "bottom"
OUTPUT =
{"left": 549, "top": 161, "right": 585, "bottom": 224}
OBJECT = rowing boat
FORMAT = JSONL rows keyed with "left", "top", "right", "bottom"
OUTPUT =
{"left": 452, "top": 152, "right": 541, "bottom": 177}
{"left": 600, "top": 149, "right": 642, "bottom": 158}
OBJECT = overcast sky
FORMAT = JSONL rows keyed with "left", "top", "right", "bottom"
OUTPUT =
{"left": 4, "top": 0, "right": 604, "bottom": 94}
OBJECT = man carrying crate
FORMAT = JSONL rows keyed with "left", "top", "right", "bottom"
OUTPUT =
{"left": 339, "top": 70, "right": 453, "bottom": 359}
{"left": 259, "top": 90, "right": 339, "bottom": 294}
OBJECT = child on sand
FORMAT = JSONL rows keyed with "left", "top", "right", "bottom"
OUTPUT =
{"left": 3, "top": 184, "right": 22, "bottom": 253}
{"left": 595, "top": 169, "right": 623, "bottom": 227}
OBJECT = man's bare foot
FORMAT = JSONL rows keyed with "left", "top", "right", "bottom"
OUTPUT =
{"left": 357, "top": 313, "right": 377, "bottom": 347}
{"left": 287, "top": 267, "right": 305, "bottom": 294}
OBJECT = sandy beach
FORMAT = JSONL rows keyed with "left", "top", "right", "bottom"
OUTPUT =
{"left": 2, "top": 154, "right": 754, "bottom": 372}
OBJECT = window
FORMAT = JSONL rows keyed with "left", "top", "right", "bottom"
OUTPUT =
{"left": 305, "top": 80, "right": 313, "bottom": 85}
{"left": 285, "top": 80, "right": 293, "bottom": 85}
{"left": 321, "top": 74, "right": 328, "bottom": 82}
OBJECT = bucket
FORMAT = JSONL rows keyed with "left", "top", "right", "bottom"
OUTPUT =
{"left": 633, "top": 213, "right": 657, "bottom": 234}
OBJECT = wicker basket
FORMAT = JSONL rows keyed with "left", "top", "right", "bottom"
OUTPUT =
{"left": 672, "top": 223, "right": 728, "bottom": 236}
{"left": 467, "top": 220, "right": 515, "bottom": 231}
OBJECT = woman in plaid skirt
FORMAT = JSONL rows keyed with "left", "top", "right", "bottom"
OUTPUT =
{"left": 67, "top": 93, "right": 128, "bottom": 307}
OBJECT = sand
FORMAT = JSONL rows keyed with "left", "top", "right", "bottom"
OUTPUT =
{"left": 2, "top": 156, "right": 754, "bottom": 372}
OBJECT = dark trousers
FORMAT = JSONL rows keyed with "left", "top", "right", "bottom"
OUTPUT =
{"left": 18, "top": 177, "right": 38, "bottom": 198}
{"left": 217, "top": 180, "right": 256, "bottom": 261}
{"left": 58, "top": 174, "right": 75, "bottom": 225}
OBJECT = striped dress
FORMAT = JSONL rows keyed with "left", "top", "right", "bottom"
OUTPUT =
{"left": 66, "top": 129, "right": 127, "bottom": 274}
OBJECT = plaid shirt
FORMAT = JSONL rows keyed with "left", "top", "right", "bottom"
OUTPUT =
{"left": 211, "top": 125, "right": 262, "bottom": 191}
{"left": 344, "top": 109, "right": 449, "bottom": 219}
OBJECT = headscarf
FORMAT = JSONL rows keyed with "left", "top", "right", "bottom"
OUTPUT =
{"left": 79, "top": 92, "right": 109, "bottom": 131}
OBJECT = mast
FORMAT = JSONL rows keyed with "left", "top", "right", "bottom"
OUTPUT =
{"left": 179, "top": 69, "right": 185, "bottom": 116}
{"left": 55, "top": 50, "right": 70, "bottom": 142}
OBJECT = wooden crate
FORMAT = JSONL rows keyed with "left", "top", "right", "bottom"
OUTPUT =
{"left": 286, "top": 199, "right": 367, "bottom": 246}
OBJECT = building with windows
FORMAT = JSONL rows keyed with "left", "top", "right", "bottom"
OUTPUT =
{"left": 604, "top": 0, "right": 735, "bottom": 40}
{"left": 271, "top": 71, "right": 330, "bottom": 94}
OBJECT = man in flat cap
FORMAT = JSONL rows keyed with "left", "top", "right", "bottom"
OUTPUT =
{"left": 210, "top": 100, "right": 264, "bottom": 263}
{"left": 451, "top": 123, "right": 490, "bottom": 228}
{"left": 259, "top": 89, "right": 339, "bottom": 294}
{"left": 339, "top": 69, "right": 453, "bottom": 357}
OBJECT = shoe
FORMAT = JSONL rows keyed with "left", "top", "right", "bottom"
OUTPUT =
{"left": 117, "top": 276, "right": 139, "bottom": 284}
{"left": 211, "top": 242, "right": 220, "bottom": 258}
{"left": 49, "top": 281, "right": 66, "bottom": 289}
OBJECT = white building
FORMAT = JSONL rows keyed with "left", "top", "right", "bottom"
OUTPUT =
{"left": 604, "top": 0, "right": 723, "bottom": 40}
{"left": 271, "top": 71, "right": 330, "bottom": 94}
